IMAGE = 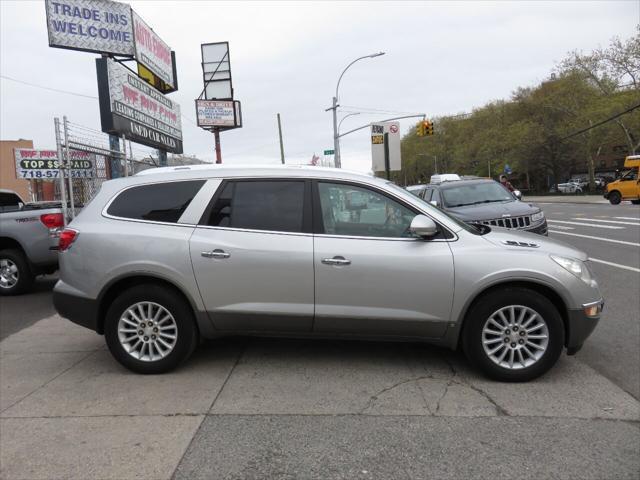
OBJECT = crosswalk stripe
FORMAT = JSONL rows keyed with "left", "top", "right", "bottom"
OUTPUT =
{"left": 572, "top": 218, "right": 640, "bottom": 226}
{"left": 551, "top": 225, "right": 574, "bottom": 230}
{"left": 547, "top": 220, "right": 624, "bottom": 229}
{"left": 614, "top": 217, "right": 640, "bottom": 221}
{"left": 589, "top": 258, "right": 640, "bottom": 273}
{"left": 549, "top": 230, "right": 640, "bottom": 247}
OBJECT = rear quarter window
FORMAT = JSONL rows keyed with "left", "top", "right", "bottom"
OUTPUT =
{"left": 106, "top": 180, "right": 205, "bottom": 223}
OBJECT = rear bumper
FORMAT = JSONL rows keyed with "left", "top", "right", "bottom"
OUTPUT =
{"left": 565, "top": 299, "right": 604, "bottom": 355}
{"left": 53, "top": 289, "right": 100, "bottom": 333}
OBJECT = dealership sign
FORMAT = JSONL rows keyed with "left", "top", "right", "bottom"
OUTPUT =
{"left": 196, "top": 99, "right": 244, "bottom": 128}
{"left": 132, "top": 11, "right": 175, "bottom": 89}
{"left": 46, "top": 0, "right": 135, "bottom": 56}
{"left": 97, "top": 58, "right": 183, "bottom": 153}
{"left": 14, "top": 149, "right": 94, "bottom": 179}
{"left": 46, "top": 0, "right": 177, "bottom": 91}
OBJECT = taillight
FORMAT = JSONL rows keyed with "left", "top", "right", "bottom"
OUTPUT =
{"left": 40, "top": 213, "right": 64, "bottom": 229}
{"left": 58, "top": 229, "right": 79, "bottom": 252}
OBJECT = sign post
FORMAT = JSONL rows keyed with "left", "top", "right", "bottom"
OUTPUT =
{"left": 54, "top": 118, "right": 67, "bottom": 225}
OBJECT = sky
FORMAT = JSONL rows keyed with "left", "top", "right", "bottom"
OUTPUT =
{"left": 1, "top": 0, "right": 639, "bottom": 173}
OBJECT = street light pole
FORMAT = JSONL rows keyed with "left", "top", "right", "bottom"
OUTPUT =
{"left": 329, "top": 52, "right": 385, "bottom": 168}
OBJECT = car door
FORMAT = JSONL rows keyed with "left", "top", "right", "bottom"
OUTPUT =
{"left": 312, "top": 180, "right": 455, "bottom": 338}
{"left": 190, "top": 179, "right": 314, "bottom": 332}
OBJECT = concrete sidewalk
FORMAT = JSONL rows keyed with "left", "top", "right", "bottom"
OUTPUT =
{"left": 1, "top": 315, "right": 639, "bottom": 479}
{"left": 524, "top": 195, "right": 610, "bottom": 204}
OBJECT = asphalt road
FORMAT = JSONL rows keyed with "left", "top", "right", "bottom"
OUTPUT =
{"left": 0, "top": 275, "right": 57, "bottom": 341}
{"left": 536, "top": 201, "right": 640, "bottom": 399}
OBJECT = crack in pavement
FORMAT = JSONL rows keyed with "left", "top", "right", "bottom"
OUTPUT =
{"left": 358, "top": 375, "right": 436, "bottom": 414}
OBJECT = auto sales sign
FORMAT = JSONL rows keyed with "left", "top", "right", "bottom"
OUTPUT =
{"left": 96, "top": 57, "right": 183, "bottom": 153}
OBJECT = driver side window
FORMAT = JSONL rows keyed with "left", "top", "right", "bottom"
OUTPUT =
{"left": 318, "top": 182, "right": 416, "bottom": 238}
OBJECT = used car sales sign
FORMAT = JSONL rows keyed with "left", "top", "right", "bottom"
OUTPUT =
{"left": 96, "top": 57, "right": 183, "bottom": 153}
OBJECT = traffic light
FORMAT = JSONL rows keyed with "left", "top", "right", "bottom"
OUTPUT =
{"left": 416, "top": 121, "right": 425, "bottom": 137}
{"left": 425, "top": 120, "right": 434, "bottom": 136}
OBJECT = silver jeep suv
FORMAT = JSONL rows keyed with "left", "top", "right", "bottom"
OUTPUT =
{"left": 53, "top": 166, "right": 603, "bottom": 381}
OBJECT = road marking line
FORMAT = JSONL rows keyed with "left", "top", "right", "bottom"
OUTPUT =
{"left": 614, "top": 217, "right": 640, "bottom": 221}
{"left": 588, "top": 258, "right": 640, "bottom": 273}
{"left": 547, "top": 220, "right": 624, "bottom": 229}
{"left": 572, "top": 218, "right": 640, "bottom": 226}
{"left": 549, "top": 230, "right": 640, "bottom": 247}
{"left": 551, "top": 225, "right": 575, "bottom": 230}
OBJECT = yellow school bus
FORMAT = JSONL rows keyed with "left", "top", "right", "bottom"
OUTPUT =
{"left": 605, "top": 155, "right": 640, "bottom": 205}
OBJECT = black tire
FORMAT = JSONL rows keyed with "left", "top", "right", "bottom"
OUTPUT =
{"left": 631, "top": 199, "right": 640, "bottom": 205}
{"left": 608, "top": 191, "right": 622, "bottom": 205}
{"left": 104, "top": 284, "right": 198, "bottom": 374}
{"left": 462, "top": 287, "right": 564, "bottom": 382}
{"left": 0, "top": 249, "right": 34, "bottom": 296}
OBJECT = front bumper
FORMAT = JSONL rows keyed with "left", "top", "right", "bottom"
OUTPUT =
{"left": 524, "top": 220, "right": 548, "bottom": 236}
{"left": 565, "top": 299, "right": 604, "bottom": 355}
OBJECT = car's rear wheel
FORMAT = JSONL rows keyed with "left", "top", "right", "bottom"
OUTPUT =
{"left": 631, "top": 199, "right": 640, "bottom": 205}
{"left": 104, "top": 284, "right": 198, "bottom": 374}
{"left": 0, "top": 249, "right": 34, "bottom": 296}
{"left": 462, "top": 288, "right": 564, "bottom": 382}
{"left": 608, "top": 191, "right": 622, "bottom": 205}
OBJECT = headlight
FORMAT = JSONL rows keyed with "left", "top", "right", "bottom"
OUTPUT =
{"left": 550, "top": 255, "right": 597, "bottom": 287}
{"left": 531, "top": 211, "right": 545, "bottom": 222}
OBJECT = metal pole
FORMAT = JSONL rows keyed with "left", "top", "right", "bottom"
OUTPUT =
{"left": 109, "top": 135, "right": 121, "bottom": 178}
{"left": 158, "top": 149, "right": 167, "bottom": 167}
{"left": 384, "top": 132, "right": 390, "bottom": 181}
{"left": 214, "top": 128, "right": 222, "bottom": 163}
{"left": 488, "top": 160, "right": 491, "bottom": 178}
{"left": 121, "top": 134, "right": 128, "bottom": 177}
{"left": 277, "top": 113, "right": 285, "bottom": 164}
{"left": 62, "top": 116, "right": 75, "bottom": 219}
{"left": 434, "top": 155, "right": 438, "bottom": 174}
{"left": 54, "top": 118, "right": 68, "bottom": 226}
{"left": 129, "top": 140, "right": 133, "bottom": 174}
{"left": 332, "top": 97, "right": 340, "bottom": 168}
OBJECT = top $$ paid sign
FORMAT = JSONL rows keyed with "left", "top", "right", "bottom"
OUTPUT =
{"left": 14, "top": 149, "right": 94, "bottom": 179}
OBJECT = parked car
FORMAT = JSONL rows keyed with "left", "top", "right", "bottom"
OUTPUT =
{"left": 53, "top": 166, "right": 603, "bottom": 381}
{"left": 0, "top": 189, "right": 65, "bottom": 295}
{"left": 554, "top": 182, "right": 583, "bottom": 194}
{"left": 412, "top": 179, "right": 547, "bottom": 235}
{"left": 605, "top": 155, "right": 640, "bottom": 205}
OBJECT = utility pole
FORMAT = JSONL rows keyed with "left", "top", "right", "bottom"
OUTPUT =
{"left": 332, "top": 96, "right": 340, "bottom": 168}
{"left": 213, "top": 128, "right": 222, "bottom": 163}
{"left": 488, "top": 160, "right": 491, "bottom": 178}
{"left": 158, "top": 149, "right": 167, "bottom": 167}
{"left": 277, "top": 113, "right": 285, "bottom": 164}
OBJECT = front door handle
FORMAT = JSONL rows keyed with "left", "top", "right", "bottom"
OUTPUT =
{"left": 201, "top": 249, "right": 230, "bottom": 259}
{"left": 321, "top": 256, "right": 351, "bottom": 266}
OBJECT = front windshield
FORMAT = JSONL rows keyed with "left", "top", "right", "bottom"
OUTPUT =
{"left": 385, "top": 182, "right": 485, "bottom": 235}
{"left": 441, "top": 182, "right": 513, "bottom": 207}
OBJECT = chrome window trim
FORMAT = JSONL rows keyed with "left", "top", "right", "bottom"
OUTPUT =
{"left": 101, "top": 178, "right": 209, "bottom": 225}
{"left": 195, "top": 224, "right": 313, "bottom": 238}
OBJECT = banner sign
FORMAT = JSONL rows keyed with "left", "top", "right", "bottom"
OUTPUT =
{"left": 14, "top": 149, "right": 95, "bottom": 179}
{"left": 45, "top": 0, "right": 135, "bottom": 56}
{"left": 132, "top": 11, "right": 175, "bottom": 89}
{"left": 196, "top": 100, "right": 236, "bottom": 127}
{"left": 96, "top": 58, "right": 183, "bottom": 153}
{"left": 371, "top": 122, "right": 401, "bottom": 172}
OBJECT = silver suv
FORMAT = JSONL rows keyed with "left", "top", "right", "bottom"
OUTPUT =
{"left": 53, "top": 166, "right": 603, "bottom": 381}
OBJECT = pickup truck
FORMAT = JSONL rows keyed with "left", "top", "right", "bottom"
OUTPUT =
{"left": 0, "top": 189, "right": 64, "bottom": 295}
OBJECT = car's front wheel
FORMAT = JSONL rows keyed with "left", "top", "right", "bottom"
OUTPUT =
{"left": 462, "top": 288, "right": 564, "bottom": 382}
{"left": 104, "top": 284, "right": 198, "bottom": 374}
{"left": 608, "top": 191, "right": 622, "bottom": 205}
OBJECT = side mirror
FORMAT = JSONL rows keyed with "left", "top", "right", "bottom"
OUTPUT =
{"left": 430, "top": 200, "right": 439, "bottom": 207}
{"left": 513, "top": 190, "right": 522, "bottom": 200}
{"left": 410, "top": 215, "right": 438, "bottom": 238}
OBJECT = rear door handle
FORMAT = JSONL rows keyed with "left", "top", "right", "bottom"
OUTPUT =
{"left": 201, "top": 249, "right": 230, "bottom": 259}
{"left": 321, "top": 256, "right": 351, "bottom": 266}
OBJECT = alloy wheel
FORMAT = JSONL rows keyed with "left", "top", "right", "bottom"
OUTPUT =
{"left": 0, "top": 259, "right": 19, "bottom": 289}
{"left": 118, "top": 301, "right": 178, "bottom": 362}
{"left": 481, "top": 305, "right": 549, "bottom": 370}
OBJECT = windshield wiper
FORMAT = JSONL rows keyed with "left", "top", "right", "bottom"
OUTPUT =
{"left": 449, "top": 199, "right": 506, "bottom": 207}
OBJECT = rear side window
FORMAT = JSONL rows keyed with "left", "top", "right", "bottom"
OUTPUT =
{"left": 107, "top": 180, "right": 205, "bottom": 223}
{"left": 205, "top": 180, "right": 306, "bottom": 233}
